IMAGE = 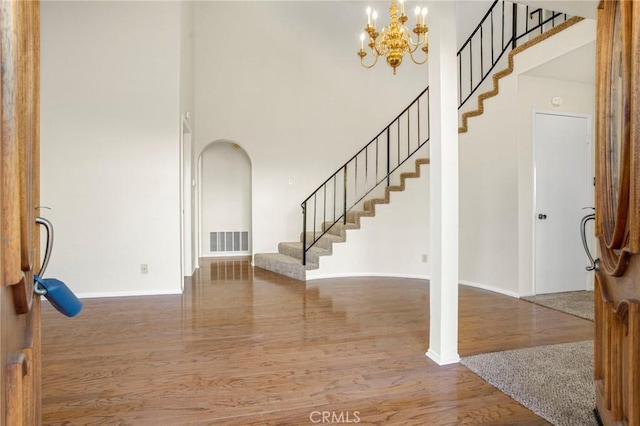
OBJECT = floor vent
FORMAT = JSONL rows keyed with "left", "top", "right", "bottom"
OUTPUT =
{"left": 210, "top": 231, "right": 249, "bottom": 252}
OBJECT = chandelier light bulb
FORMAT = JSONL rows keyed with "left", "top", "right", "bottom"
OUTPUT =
{"left": 399, "top": 0, "right": 405, "bottom": 14}
{"left": 366, "top": 7, "right": 371, "bottom": 25}
{"left": 372, "top": 10, "right": 378, "bottom": 28}
{"left": 360, "top": 32, "right": 365, "bottom": 49}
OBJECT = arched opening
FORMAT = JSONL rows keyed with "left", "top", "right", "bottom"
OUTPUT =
{"left": 198, "top": 141, "right": 252, "bottom": 259}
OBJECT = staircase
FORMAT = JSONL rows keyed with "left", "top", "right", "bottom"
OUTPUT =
{"left": 255, "top": 158, "right": 430, "bottom": 280}
{"left": 254, "top": 1, "right": 581, "bottom": 281}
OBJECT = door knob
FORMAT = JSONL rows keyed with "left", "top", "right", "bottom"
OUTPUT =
{"left": 538, "top": 214, "right": 547, "bottom": 220}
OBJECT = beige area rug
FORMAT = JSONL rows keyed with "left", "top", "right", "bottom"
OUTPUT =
{"left": 521, "top": 291, "right": 594, "bottom": 321}
{"left": 461, "top": 340, "right": 597, "bottom": 426}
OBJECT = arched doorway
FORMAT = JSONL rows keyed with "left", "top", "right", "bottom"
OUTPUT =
{"left": 198, "top": 141, "right": 252, "bottom": 259}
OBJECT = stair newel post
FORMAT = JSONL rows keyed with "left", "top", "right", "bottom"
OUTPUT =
{"left": 511, "top": 3, "right": 518, "bottom": 49}
{"left": 386, "top": 127, "right": 391, "bottom": 186}
{"left": 302, "top": 202, "right": 307, "bottom": 266}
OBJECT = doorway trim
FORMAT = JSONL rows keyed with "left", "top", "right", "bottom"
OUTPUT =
{"left": 179, "top": 114, "right": 195, "bottom": 290}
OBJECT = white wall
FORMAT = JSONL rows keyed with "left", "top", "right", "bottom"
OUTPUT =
{"left": 458, "top": 19, "right": 595, "bottom": 297}
{"left": 200, "top": 142, "right": 252, "bottom": 257}
{"left": 180, "top": 1, "right": 195, "bottom": 123}
{"left": 516, "top": 75, "right": 595, "bottom": 295}
{"left": 307, "top": 159, "right": 429, "bottom": 280}
{"left": 194, "top": 1, "right": 429, "bottom": 256}
{"left": 40, "top": 1, "right": 182, "bottom": 297}
{"left": 459, "top": 75, "right": 520, "bottom": 296}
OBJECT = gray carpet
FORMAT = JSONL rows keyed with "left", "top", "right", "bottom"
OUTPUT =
{"left": 461, "top": 340, "right": 596, "bottom": 426}
{"left": 521, "top": 291, "right": 594, "bottom": 321}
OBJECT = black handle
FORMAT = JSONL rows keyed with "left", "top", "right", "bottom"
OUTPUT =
{"left": 580, "top": 213, "right": 599, "bottom": 271}
{"left": 538, "top": 214, "right": 547, "bottom": 220}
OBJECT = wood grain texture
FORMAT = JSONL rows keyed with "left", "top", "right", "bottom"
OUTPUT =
{"left": 1, "top": 0, "right": 42, "bottom": 423}
{"left": 6, "top": 352, "right": 27, "bottom": 425}
{"left": 1, "top": 0, "right": 22, "bottom": 289}
{"left": 594, "top": 1, "right": 640, "bottom": 424}
{"left": 631, "top": 0, "right": 640, "bottom": 252}
{"left": 42, "top": 258, "right": 593, "bottom": 425}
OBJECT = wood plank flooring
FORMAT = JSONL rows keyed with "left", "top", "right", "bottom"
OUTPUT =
{"left": 41, "top": 258, "right": 594, "bottom": 425}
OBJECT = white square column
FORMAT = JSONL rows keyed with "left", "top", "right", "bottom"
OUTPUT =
{"left": 426, "top": 0, "right": 460, "bottom": 366}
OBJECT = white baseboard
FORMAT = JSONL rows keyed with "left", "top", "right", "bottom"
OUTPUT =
{"left": 306, "top": 272, "right": 429, "bottom": 281}
{"left": 306, "top": 275, "right": 522, "bottom": 300}
{"left": 200, "top": 253, "right": 251, "bottom": 259}
{"left": 425, "top": 348, "right": 460, "bottom": 365}
{"left": 75, "top": 289, "right": 183, "bottom": 299}
{"left": 458, "top": 280, "right": 520, "bottom": 298}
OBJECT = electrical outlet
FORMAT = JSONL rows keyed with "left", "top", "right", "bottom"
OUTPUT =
{"left": 422, "top": 254, "right": 428, "bottom": 263}
{"left": 141, "top": 264, "right": 148, "bottom": 274}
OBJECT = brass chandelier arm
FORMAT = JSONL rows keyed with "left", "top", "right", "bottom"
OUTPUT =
{"left": 405, "top": 28, "right": 427, "bottom": 48}
{"left": 358, "top": 50, "right": 381, "bottom": 69}
{"left": 408, "top": 48, "right": 428, "bottom": 65}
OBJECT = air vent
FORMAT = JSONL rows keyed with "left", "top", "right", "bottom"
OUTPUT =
{"left": 210, "top": 231, "right": 249, "bottom": 252}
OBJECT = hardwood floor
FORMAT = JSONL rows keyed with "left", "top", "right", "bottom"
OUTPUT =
{"left": 41, "top": 258, "right": 593, "bottom": 425}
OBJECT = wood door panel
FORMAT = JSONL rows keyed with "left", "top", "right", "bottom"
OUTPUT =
{"left": 1, "top": 0, "right": 42, "bottom": 424}
{"left": 595, "top": 0, "right": 640, "bottom": 424}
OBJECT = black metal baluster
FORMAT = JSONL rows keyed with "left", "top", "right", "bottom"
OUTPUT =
{"left": 386, "top": 127, "right": 390, "bottom": 186}
{"left": 502, "top": 1, "right": 505, "bottom": 49}
{"left": 365, "top": 146, "right": 369, "bottom": 191}
{"left": 512, "top": 3, "right": 518, "bottom": 49}
{"left": 323, "top": 185, "right": 326, "bottom": 235}
{"left": 458, "top": 55, "right": 463, "bottom": 105}
{"left": 397, "top": 118, "right": 400, "bottom": 170}
{"left": 470, "top": 38, "right": 473, "bottom": 90}
{"left": 480, "top": 25, "right": 484, "bottom": 81}
{"left": 407, "top": 109, "right": 410, "bottom": 158}
{"left": 343, "top": 165, "right": 347, "bottom": 225}
{"left": 376, "top": 137, "right": 379, "bottom": 184}
{"left": 491, "top": 9, "right": 494, "bottom": 64}
{"left": 355, "top": 155, "right": 358, "bottom": 202}
{"left": 313, "top": 193, "right": 317, "bottom": 242}
{"left": 417, "top": 98, "right": 421, "bottom": 145}
{"left": 333, "top": 175, "right": 336, "bottom": 223}
{"left": 302, "top": 202, "right": 307, "bottom": 265}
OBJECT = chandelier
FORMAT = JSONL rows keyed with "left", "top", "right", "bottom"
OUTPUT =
{"left": 357, "top": 0, "right": 429, "bottom": 75}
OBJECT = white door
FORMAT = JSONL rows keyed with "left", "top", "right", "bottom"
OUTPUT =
{"left": 534, "top": 111, "right": 592, "bottom": 294}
